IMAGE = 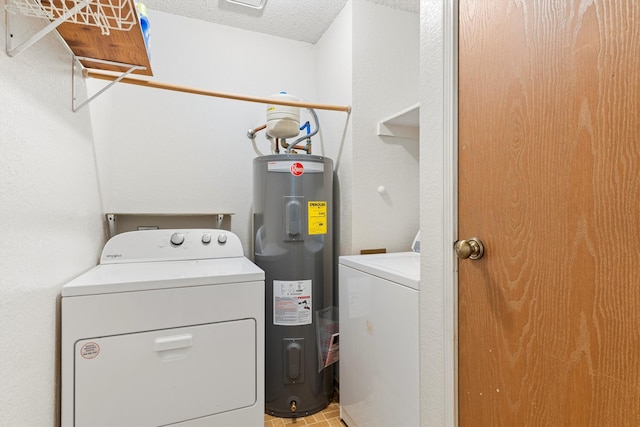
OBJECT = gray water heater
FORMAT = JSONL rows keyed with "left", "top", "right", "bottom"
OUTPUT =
{"left": 253, "top": 154, "right": 334, "bottom": 417}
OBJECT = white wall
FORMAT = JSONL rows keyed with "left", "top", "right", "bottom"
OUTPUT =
{"left": 315, "top": 2, "right": 353, "bottom": 256}
{"left": 351, "top": 0, "right": 420, "bottom": 254}
{"left": 0, "top": 14, "right": 105, "bottom": 426}
{"left": 88, "top": 10, "right": 321, "bottom": 256}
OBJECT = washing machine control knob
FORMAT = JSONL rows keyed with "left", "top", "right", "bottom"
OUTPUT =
{"left": 217, "top": 233, "right": 227, "bottom": 244}
{"left": 201, "top": 233, "right": 212, "bottom": 244}
{"left": 170, "top": 232, "right": 185, "bottom": 246}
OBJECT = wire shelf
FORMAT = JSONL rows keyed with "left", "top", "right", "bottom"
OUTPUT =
{"left": 6, "top": 0, "right": 137, "bottom": 35}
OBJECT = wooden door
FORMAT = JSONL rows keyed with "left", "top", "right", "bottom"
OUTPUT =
{"left": 458, "top": 0, "right": 640, "bottom": 425}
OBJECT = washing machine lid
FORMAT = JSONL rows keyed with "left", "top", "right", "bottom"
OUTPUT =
{"left": 62, "top": 229, "right": 264, "bottom": 297}
{"left": 62, "top": 257, "right": 264, "bottom": 296}
{"left": 339, "top": 251, "right": 420, "bottom": 290}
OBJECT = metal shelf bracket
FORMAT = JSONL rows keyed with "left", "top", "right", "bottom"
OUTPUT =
{"left": 72, "top": 55, "right": 146, "bottom": 112}
{"left": 5, "top": 0, "right": 93, "bottom": 57}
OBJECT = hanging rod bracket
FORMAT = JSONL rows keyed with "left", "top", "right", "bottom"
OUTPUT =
{"left": 72, "top": 55, "right": 146, "bottom": 112}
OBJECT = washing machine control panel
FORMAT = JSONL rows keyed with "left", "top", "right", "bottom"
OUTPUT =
{"left": 101, "top": 229, "right": 244, "bottom": 264}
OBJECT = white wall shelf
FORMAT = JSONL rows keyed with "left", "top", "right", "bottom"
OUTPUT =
{"left": 377, "top": 103, "right": 420, "bottom": 139}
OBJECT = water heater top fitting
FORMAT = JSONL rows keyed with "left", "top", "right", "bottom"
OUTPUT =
{"left": 266, "top": 92, "right": 301, "bottom": 139}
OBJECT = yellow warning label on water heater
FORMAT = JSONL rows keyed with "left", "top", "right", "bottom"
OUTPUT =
{"left": 308, "top": 201, "right": 327, "bottom": 235}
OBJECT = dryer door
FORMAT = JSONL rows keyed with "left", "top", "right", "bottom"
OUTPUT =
{"left": 74, "top": 319, "right": 256, "bottom": 427}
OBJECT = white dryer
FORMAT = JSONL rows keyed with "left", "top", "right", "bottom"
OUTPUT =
{"left": 61, "top": 229, "right": 264, "bottom": 427}
{"left": 338, "top": 252, "right": 420, "bottom": 427}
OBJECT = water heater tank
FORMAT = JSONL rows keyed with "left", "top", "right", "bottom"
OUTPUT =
{"left": 266, "top": 92, "right": 300, "bottom": 138}
{"left": 253, "top": 154, "right": 334, "bottom": 417}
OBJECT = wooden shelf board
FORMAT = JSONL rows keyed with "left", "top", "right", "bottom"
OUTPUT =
{"left": 54, "top": 1, "right": 152, "bottom": 75}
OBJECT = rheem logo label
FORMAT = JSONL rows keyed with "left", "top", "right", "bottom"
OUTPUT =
{"left": 290, "top": 162, "right": 304, "bottom": 176}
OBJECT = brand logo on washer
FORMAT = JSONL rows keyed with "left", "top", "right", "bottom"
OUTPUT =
{"left": 105, "top": 253, "right": 122, "bottom": 259}
{"left": 290, "top": 162, "right": 304, "bottom": 176}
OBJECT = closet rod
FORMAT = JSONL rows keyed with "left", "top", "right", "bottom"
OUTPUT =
{"left": 86, "top": 70, "right": 352, "bottom": 113}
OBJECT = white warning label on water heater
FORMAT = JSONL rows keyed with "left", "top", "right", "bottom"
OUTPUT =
{"left": 273, "top": 280, "right": 312, "bottom": 326}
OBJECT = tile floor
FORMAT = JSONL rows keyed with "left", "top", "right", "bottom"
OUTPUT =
{"left": 264, "top": 400, "right": 345, "bottom": 427}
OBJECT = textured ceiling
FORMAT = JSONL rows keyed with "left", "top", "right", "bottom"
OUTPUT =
{"left": 142, "top": 0, "right": 419, "bottom": 44}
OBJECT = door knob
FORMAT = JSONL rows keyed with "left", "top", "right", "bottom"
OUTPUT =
{"left": 454, "top": 238, "right": 484, "bottom": 260}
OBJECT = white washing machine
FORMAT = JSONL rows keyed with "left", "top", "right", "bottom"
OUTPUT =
{"left": 338, "top": 252, "right": 420, "bottom": 427}
{"left": 61, "top": 229, "right": 265, "bottom": 427}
